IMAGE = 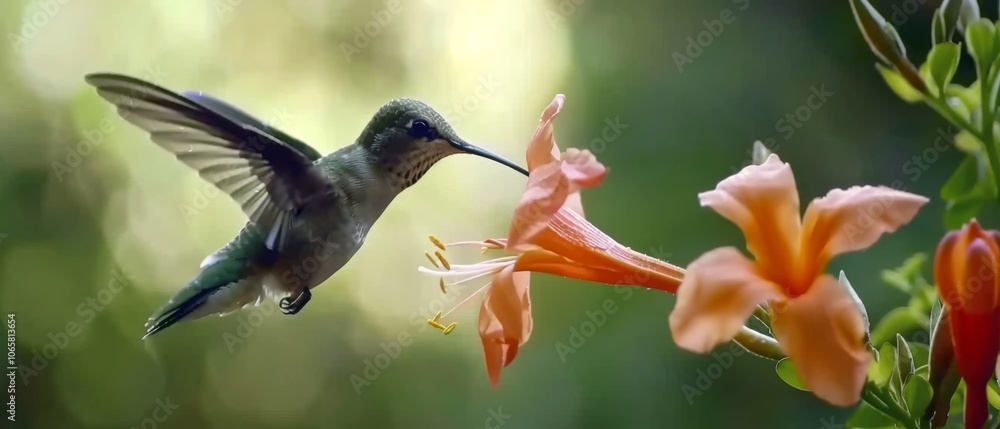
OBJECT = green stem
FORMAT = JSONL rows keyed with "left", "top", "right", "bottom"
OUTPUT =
{"left": 978, "top": 72, "right": 1000, "bottom": 201}
{"left": 982, "top": 127, "right": 1000, "bottom": 200}
{"left": 861, "top": 382, "right": 917, "bottom": 429}
{"left": 753, "top": 305, "right": 772, "bottom": 328}
{"left": 733, "top": 326, "right": 784, "bottom": 361}
{"left": 926, "top": 97, "right": 980, "bottom": 137}
{"left": 926, "top": 95, "right": 1000, "bottom": 202}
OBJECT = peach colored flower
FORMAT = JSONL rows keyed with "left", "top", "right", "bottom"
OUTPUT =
{"left": 420, "top": 95, "right": 684, "bottom": 386}
{"left": 668, "top": 154, "right": 928, "bottom": 406}
{"left": 934, "top": 219, "right": 1000, "bottom": 429}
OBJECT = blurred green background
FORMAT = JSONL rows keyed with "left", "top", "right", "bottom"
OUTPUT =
{"left": 1, "top": 0, "right": 994, "bottom": 427}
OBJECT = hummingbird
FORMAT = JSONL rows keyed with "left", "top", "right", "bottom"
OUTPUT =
{"left": 83, "top": 73, "right": 528, "bottom": 339}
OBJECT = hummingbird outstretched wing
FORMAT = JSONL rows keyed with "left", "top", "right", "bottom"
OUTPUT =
{"left": 180, "top": 91, "right": 323, "bottom": 161}
{"left": 84, "top": 73, "right": 334, "bottom": 252}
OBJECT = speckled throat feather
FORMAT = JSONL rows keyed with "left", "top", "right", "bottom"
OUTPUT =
{"left": 383, "top": 144, "right": 453, "bottom": 191}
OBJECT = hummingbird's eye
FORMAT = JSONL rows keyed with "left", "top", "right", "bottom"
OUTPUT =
{"left": 408, "top": 119, "right": 438, "bottom": 140}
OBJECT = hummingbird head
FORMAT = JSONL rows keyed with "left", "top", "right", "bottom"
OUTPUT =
{"left": 359, "top": 98, "right": 527, "bottom": 189}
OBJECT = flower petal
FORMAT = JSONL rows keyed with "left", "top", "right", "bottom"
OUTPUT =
{"left": 770, "top": 275, "right": 870, "bottom": 407}
{"left": 479, "top": 320, "right": 511, "bottom": 388}
{"left": 801, "top": 185, "right": 928, "bottom": 276}
{"left": 937, "top": 220, "right": 1000, "bottom": 314}
{"left": 669, "top": 247, "right": 782, "bottom": 353}
{"left": 558, "top": 148, "right": 607, "bottom": 217}
{"left": 560, "top": 148, "right": 607, "bottom": 188}
{"left": 935, "top": 229, "right": 962, "bottom": 310}
{"left": 698, "top": 154, "right": 801, "bottom": 287}
{"left": 507, "top": 151, "right": 607, "bottom": 249}
{"left": 526, "top": 95, "right": 564, "bottom": 171}
{"left": 508, "top": 162, "right": 570, "bottom": 248}
{"left": 478, "top": 266, "right": 533, "bottom": 386}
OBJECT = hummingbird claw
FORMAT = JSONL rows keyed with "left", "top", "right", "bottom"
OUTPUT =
{"left": 279, "top": 288, "right": 312, "bottom": 315}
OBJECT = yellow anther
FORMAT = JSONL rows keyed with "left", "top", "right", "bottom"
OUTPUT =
{"left": 427, "top": 311, "right": 456, "bottom": 334}
{"left": 429, "top": 235, "right": 446, "bottom": 251}
{"left": 435, "top": 251, "right": 451, "bottom": 270}
{"left": 424, "top": 252, "right": 440, "bottom": 268}
{"left": 481, "top": 247, "right": 489, "bottom": 254}
{"left": 439, "top": 278, "right": 447, "bottom": 294}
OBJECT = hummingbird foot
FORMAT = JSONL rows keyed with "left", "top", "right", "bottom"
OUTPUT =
{"left": 279, "top": 288, "right": 311, "bottom": 315}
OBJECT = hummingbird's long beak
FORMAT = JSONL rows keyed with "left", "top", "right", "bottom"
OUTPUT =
{"left": 449, "top": 139, "right": 529, "bottom": 176}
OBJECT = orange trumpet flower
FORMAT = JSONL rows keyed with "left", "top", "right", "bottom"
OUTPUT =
{"left": 420, "top": 95, "right": 684, "bottom": 386}
{"left": 668, "top": 154, "right": 928, "bottom": 406}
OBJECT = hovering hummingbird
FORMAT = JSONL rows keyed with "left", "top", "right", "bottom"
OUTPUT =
{"left": 84, "top": 73, "right": 528, "bottom": 338}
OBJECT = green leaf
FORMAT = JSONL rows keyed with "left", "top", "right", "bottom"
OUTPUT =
{"left": 942, "top": 155, "right": 981, "bottom": 200}
{"left": 930, "top": 298, "right": 944, "bottom": 338}
{"left": 908, "top": 285, "right": 937, "bottom": 315}
{"left": 847, "top": 402, "right": 898, "bottom": 428}
{"left": 928, "top": 42, "right": 962, "bottom": 91}
{"left": 945, "top": 196, "right": 987, "bottom": 228}
{"left": 918, "top": 60, "right": 938, "bottom": 98}
{"left": 775, "top": 357, "right": 809, "bottom": 391}
{"left": 898, "top": 254, "right": 928, "bottom": 282}
{"left": 988, "top": 378, "right": 1000, "bottom": 410}
{"left": 946, "top": 81, "right": 980, "bottom": 112}
{"left": 881, "top": 254, "right": 929, "bottom": 296}
{"left": 904, "top": 375, "right": 934, "bottom": 417}
{"left": 916, "top": 364, "right": 929, "bottom": 378}
{"left": 840, "top": 270, "right": 870, "bottom": 337}
{"left": 933, "top": 9, "right": 949, "bottom": 45}
{"left": 896, "top": 334, "right": 916, "bottom": 387}
{"left": 955, "top": 129, "right": 982, "bottom": 154}
{"left": 876, "top": 63, "right": 924, "bottom": 103}
{"left": 940, "top": 0, "right": 964, "bottom": 39}
{"left": 881, "top": 270, "right": 912, "bottom": 294}
{"left": 908, "top": 341, "right": 930, "bottom": 369}
{"left": 966, "top": 18, "right": 998, "bottom": 69}
{"left": 950, "top": 380, "right": 966, "bottom": 416}
{"left": 871, "top": 308, "right": 928, "bottom": 347}
{"left": 871, "top": 343, "right": 897, "bottom": 386}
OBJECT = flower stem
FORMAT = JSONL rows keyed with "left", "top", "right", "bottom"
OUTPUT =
{"left": 926, "top": 84, "right": 1000, "bottom": 202}
{"left": 861, "top": 381, "right": 917, "bottom": 429}
{"left": 978, "top": 74, "right": 1000, "bottom": 202}
{"left": 752, "top": 305, "right": 772, "bottom": 328}
{"left": 732, "top": 326, "right": 784, "bottom": 361}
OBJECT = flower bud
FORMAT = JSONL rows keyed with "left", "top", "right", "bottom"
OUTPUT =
{"left": 934, "top": 219, "right": 1000, "bottom": 429}
{"left": 849, "top": 0, "right": 928, "bottom": 93}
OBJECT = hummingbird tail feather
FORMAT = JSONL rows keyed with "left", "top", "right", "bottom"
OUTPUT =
{"left": 143, "top": 261, "right": 261, "bottom": 338}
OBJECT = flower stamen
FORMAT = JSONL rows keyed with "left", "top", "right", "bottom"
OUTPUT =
{"left": 424, "top": 252, "right": 440, "bottom": 268}
{"left": 426, "top": 311, "right": 457, "bottom": 335}
{"left": 417, "top": 236, "right": 516, "bottom": 337}
{"left": 435, "top": 251, "right": 451, "bottom": 270}
{"left": 429, "top": 235, "right": 447, "bottom": 251}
